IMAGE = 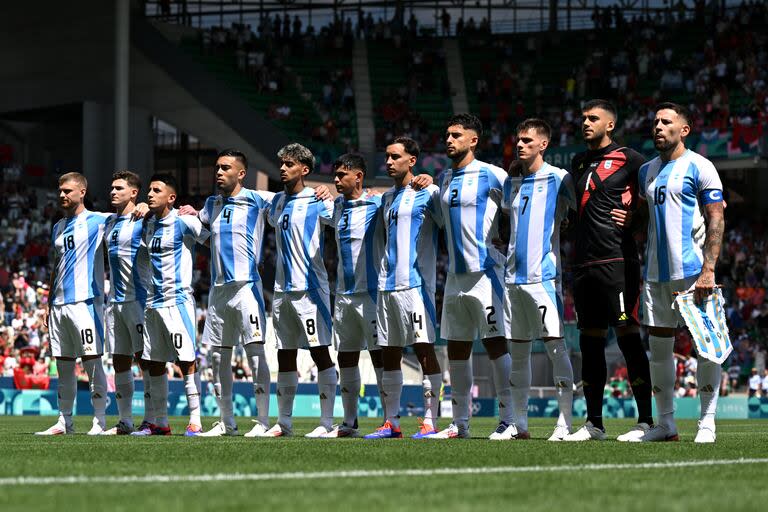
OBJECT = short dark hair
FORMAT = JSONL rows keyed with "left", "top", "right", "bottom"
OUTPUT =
{"left": 582, "top": 99, "right": 617, "bottom": 121}
{"left": 149, "top": 173, "right": 178, "bottom": 194}
{"left": 333, "top": 153, "right": 367, "bottom": 176}
{"left": 655, "top": 102, "right": 692, "bottom": 125}
{"left": 516, "top": 118, "right": 552, "bottom": 140}
{"left": 277, "top": 143, "right": 315, "bottom": 173}
{"left": 217, "top": 148, "right": 248, "bottom": 170}
{"left": 447, "top": 113, "right": 483, "bottom": 136}
{"left": 391, "top": 136, "right": 420, "bottom": 158}
{"left": 112, "top": 170, "right": 142, "bottom": 192}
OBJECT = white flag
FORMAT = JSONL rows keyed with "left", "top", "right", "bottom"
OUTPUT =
{"left": 673, "top": 289, "right": 732, "bottom": 364}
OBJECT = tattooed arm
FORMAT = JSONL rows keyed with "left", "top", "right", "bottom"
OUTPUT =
{"left": 694, "top": 201, "right": 725, "bottom": 304}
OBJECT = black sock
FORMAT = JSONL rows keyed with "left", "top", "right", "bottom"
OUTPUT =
{"left": 617, "top": 332, "right": 654, "bottom": 426}
{"left": 579, "top": 334, "right": 607, "bottom": 430}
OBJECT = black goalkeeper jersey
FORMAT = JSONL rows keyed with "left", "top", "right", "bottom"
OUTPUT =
{"left": 570, "top": 142, "right": 646, "bottom": 267}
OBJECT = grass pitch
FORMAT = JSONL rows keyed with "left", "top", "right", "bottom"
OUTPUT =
{"left": 1, "top": 416, "right": 766, "bottom": 511}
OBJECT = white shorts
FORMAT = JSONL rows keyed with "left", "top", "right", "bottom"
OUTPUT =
{"left": 106, "top": 301, "right": 146, "bottom": 356}
{"left": 504, "top": 280, "right": 564, "bottom": 340}
{"left": 333, "top": 292, "right": 380, "bottom": 352}
{"left": 377, "top": 287, "right": 436, "bottom": 348}
{"left": 143, "top": 302, "right": 197, "bottom": 363}
{"left": 202, "top": 281, "right": 267, "bottom": 347}
{"left": 273, "top": 289, "right": 333, "bottom": 350}
{"left": 440, "top": 267, "right": 506, "bottom": 341}
{"left": 49, "top": 297, "right": 105, "bottom": 358}
{"left": 642, "top": 277, "right": 697, "bottom": 328}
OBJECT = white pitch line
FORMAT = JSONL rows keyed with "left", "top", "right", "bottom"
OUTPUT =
{"left": 1, "top": 458, "right": 768, "bottom": 487}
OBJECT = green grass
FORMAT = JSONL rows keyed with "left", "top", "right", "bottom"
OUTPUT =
{"left": 1, "top": 416, "right": 766, "bottom": 511}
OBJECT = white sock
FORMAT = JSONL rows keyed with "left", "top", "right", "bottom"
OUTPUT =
{"left": 546, "top": 339, "right": 574, "bottom": 429}
{"left": 151, "top": 374, "right": 169, "bottom": 428}
{"left": 317, "top": 367, "right": 338, "bottom": 430}
{"left": 56, "top": 359, "right": 76, "bottom": 421}
{"left": 277, "top": 371, "right": 298, "bottom": 430}
{"left": 510, "top": 342, "right": 532, "bottom": 432}
{"left": 373, "top": 365, "right": 385, "bottom": 420}
{"left": 141, "top": 370, "right": 155, "bottom": 424}
{"left": 83, "top": 358, "right": 107, "bottom": 426}
{"left": 184, "top": 372, "right": 201, "bottom": 428}
{"left": 245, "top": 343, "right": 270, "bottom": 426}
{"left": 697, "top": 358, "right": 721, "bottom": 430}
{"left": 212, "top": 347, "right": 235, "bottom": 427}
{"left": 114, "top": 370, "right": 134, "bottom": 425}
{"left": 339, "top": 366, "right": 361, "bottom": 427}
{"left": 381, "top": 370, "right": 403, "bottom": 428}
{"left": 423, "top": 373, "right": 442, "bottom": 429}
{"left": 649, "top": 335, "right": 676, "bottom": 430}
{"left": 448, "top": 359, "right": 472, "bottom": 429}
{"left": 490, "top": 353, "right": 514, "bottom": 424}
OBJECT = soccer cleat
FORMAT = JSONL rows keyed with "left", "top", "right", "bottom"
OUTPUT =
{"left": 363, "top": 421, "right": 403, "bottom": 439}
{"left": 184, "top": 424, "right": 203, "bottom": 437}
{"left": 305, "top": 425, "right": 333, "bottom": 438}
{"left": 616, "top": 422, "right": 651, "bottom": 442}
{"left": 636, "top": 424, "right": 679, "bottom": 443}
{"left": 547, "top": 425, "right": 571, "bottom": 442}
{"left": 320, "top": 423, "right": 362, "bottom": 438}
{"left": 132, "top": 424, "right": 171, "bottom": 436}
{"left": 130, "top": 421, "right": 157, "bottom": 436}
{"left": 87, "top": 417, "right": 107, "bottom": 436}
{"left": 101, "top": 421, "right": 135, "bottom": 436}
{"left": 196, "top": 421, "right": 239, "bottom": 437}
{"left": 563, "top": 421, "right": 606, "bottom": 442}
{"left": 427, "top": 422, "right": 470, "bottom": 439}
{"left": 255, "top": 423, "right": 293, "bottom": 437}
{"left": 35, "top": 416, "right": 74, "bottom": 436}
{"left": 243, "top": 420, "right": 270, "bottom": 438}
{"left": 694, "top": 422, "right": 716, "bottom": 444}
{"left": 488, "top": 422, "right": 530, "bottom": 440}
{"left": 411, "top": 418, "right": 438, "bottom": 439}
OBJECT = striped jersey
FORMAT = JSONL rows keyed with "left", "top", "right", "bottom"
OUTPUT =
{"left": 438, "top": 159, "right": 507, "bottom": 274}
{"left": 144, "top": 210, "right": 209, "bottom": 308}
{"left": 502, "top": 163, "right": 576, "bottom": 284}
{"left": 639, "top": 149, "right": 723, "bottom": 282}
{"left": 332, "top": 192, "right": 383, "bottom": 298}
{"left": 199, "top": 188, "right": 274, "bottom": 286}
{"left": 105, "top": 214, "right": 149, "bottom": 305}
{"left": 267, "top": 187, "right": 334, "bottom": 292}
{"left": 51, "top": 210, "right": 112, "bottom": 305}
{"left": 379, "top": 183, "right": 441, "bottom": 291}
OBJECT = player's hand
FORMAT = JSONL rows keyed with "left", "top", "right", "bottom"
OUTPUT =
{"left": 492, "top": 237, "right": 506, "bottom": 253}
{"left": 611, "top": 208, "right": 632, "bottom": 229}
{"left": 133, "top": 203, "right": 150, "bottom": 219}
{"left": 693, "top": 269, "right": 716, "bottom": 305}
{"left": 178, "top": 204, "right": 198, "bottom": 216}
{"left": 411, "top": 174, "right": 434, "bottom": 190}
{"left": 314, "top": 185, "right": 333, "bottom": 201}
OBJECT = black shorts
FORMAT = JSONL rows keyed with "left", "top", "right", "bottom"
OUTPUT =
{"left": 573, "top": 260, "right": 640, "bottom": 329}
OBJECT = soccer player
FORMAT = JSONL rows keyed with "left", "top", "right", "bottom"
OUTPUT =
{"left": 260, "top": 143, "right": 338, "bottom": 438}
{"left": 501, "top": 119, "right": 576, "bottom": 441}
{"left": 563, "top": 99, "right": 654, "bottom": 442}
{"left": 430, "top": 113, "right": 515, "bottom": 440}
{"left": 364, "top": 136, "right": 443, "bottom": 439}
{"left": 136, "top": 174, "right": 209, "bottom": 436}
{"left": 36, "top": 172, "right": 113, "bottom": 436}
{"left": 634, "top": 103, "right": 725, "bottom": 443}
{"left": 102, "top": 171, "right": 152, "bottom": 435}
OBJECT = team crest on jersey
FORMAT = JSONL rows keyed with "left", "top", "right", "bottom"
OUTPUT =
{"left": 537, "top": 186, "right": 544, "bottom": 193}
{"left": 604, "top": 160, "right": 613, "bottom": 169}
{"left": 467, "top": 178, "right": 474, "bottom": 186}
{"left": 404, "top": 197, "right": 411, "bottom": 205}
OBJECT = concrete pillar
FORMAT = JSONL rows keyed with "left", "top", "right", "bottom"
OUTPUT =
{"left": 115, "top": 0, "right": 130, "bottom": 170}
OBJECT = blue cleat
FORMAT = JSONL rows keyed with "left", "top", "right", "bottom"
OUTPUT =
{"left": 411, "top": 418, "right": 438, "bottom": 439}
{"left": 364, "top": 421, "right": 403, "bottom": 439}
{"left": 184, "top": 424, "right": 203, "bottom": 437}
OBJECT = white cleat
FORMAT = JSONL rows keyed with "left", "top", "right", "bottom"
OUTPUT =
{"left": 320, "top": 423, "right": 361, "bottom": 438}
{"left": 547, "top": 425, "right": 571, "bottom": 442}
{"left": 101, "top": 420, "right": 135, "bottom": 436}
{"left": 305, "top": 425, "right": 333, "bottom": 438}
{"left": 255, "top": 423, "right": 292, "bottom": 438}
{"left": 197, "top": 421, "right": 239, "bottom": 437}
{"left": 35, "top": 416, "right": 74, "bottom": 436}
{"left": 694, "top": 422, "right": 716, "bottom": 444}
{"left": 489, "top": 422, "right": 530, "bottom": 440}
{"left": 616, "top": 422, "right": 651, "bottom": 442}
{"left": 635, "top": 424, "right": 679, "bottom": 443}
{"left": 563, "top": 421, "right": 606, "bottom": 442}
{"left": 427, "top": 422, "right": 470, "bottom": 439}
{"left": 243, "top": 420, "right": 270, "bottom": 438}
{"left": 86, "top": 417, "right": 107, "bottom": 436}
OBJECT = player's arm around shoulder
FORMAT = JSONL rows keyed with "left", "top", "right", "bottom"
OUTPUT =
{"left": 180, "top": 213, "right": 210, "bottom": 245}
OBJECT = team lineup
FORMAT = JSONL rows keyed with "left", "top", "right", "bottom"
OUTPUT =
{"left": 35, "top": 100, "right": 726, "bottom": 443}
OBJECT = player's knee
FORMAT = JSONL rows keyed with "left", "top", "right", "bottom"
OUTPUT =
{"left": 338, "top": 351, "right": 359, "bottom": 368}
{"left": 482, "top": 337, "right": 508, "bottom": 359}
{"left": 309, "top": 346, "right": 334, "bottom": 371}
{"left": 647, "top": 326, "right": 675, "bottom": 337}
{"left": 369, "top": 350, "right": 383, "bottom": 368}
{"left": 447, "top": 340, "right": 472, "bottom": 360}
{"left": 580, "top": 327, "right": 608, "bottom": 337}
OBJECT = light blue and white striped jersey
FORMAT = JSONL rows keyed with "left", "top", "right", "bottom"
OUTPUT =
{"left": 639, "top": 149, "right": 723, "bottom": 283}
{"left": 105, "top": 214, "right": 149, "bottom": 305}
{"left": 51, "top": 210, "right": 112, "bottom": 305}
{"left": 502, "top": 163, "right": 576, "bottom": 284}
{"left": 267, "top": 187, "right": 334, "bottom": 292}
{"left": 438, "top": 159, "right": 507, "bottom": 274}
{"left": 332, "top": 192, "right": 383, "bottom": 299}
{"left": 144, "top": 210, "right": 209, "bottom": 308}
{"left": 379, "top": 183, "right": 441, "bottom": 292}
{"left": 199, "top": 188, "right": 274, "bottom": 286}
